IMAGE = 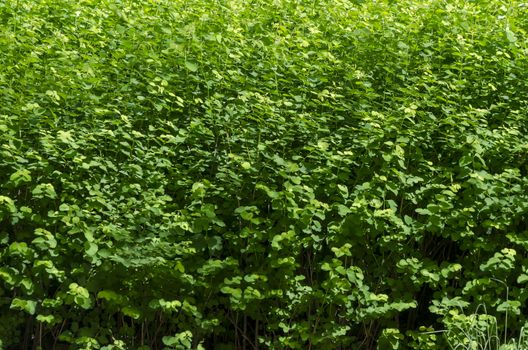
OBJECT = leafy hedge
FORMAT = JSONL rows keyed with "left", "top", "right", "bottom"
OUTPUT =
{"left": 1, "top": 0, "right": 528, "bottom": 348}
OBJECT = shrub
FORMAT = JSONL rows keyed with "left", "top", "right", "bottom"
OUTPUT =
{"left": 1, "top": 0, "right": 528, "bottom": 348}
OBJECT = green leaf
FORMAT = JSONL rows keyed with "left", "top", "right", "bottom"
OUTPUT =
{"left": 185, "top": 61, "right": 198, "bottom": 72}
{"left": 517, "top": 274, "right": 528, "bottom": 284}
{"left": 84, "top": 242, "right": 98, "bottom": 256}
{"left": 122, "top": 306, "right": 141, "bottom": 319}
{"left": 220, "top": 286, "right": 242, "bottom": 299}
{"left": 9, "top": 169, "right": 32, "bottom": 187}
{"left": 163, "top": 331, "right": 193, "bottom": 348}
{"left": 32, "top": 183, "right": 57, "bottom": 199}
{"left": 506, "top": 29, "right": 517, "bottom": 43}
{"left": 11, "top": 298, "right": 37, "bottom": 315}
{"left": 97, "top": 290, "right": 125, "bottom": 304}
{"left": 497, "top": 300, "right": 521, "bottom": 314}
{"left": 36, "top": 314, "right": 57, "bottom": 324}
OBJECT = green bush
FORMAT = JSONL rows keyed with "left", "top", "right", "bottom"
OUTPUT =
{"left": 1, "top": 0, "right": 528, "bottom": 348}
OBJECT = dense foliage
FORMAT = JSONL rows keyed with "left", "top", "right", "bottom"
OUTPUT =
{"left": 1, "top": 0, "right": 528, "bottom": 348}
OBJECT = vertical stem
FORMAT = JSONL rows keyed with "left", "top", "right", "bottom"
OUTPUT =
{"left": 255, "top": 319, "right": 259, "bottom": 350}
{"left": 243, "top": 314, "right": 247, "bottom": 350}
{"left": 141, "top": 321, "right": 145, "bottom": 346}
{"left": 131, "top": 319, "right": 134, "bottom": 348}
{"left": 22, "top": 316, "right": 33, "bottom": 350}
{"left": 53, "top": 320, "right": 66, "bottom": 350}
{"left": 235, "top": 312, "right": 239, "bottom": 350}
{"left": 307, "top": 301, "right": 312, "bottom": 350}
{"left": 38, "top": 321, "right": 43, "bottom": 349}
{"left": 505, "top": 285, "right": 509, "bottom": 345}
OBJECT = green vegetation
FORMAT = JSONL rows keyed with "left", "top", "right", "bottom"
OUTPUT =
{"left": 1, "top": 0, "right": 528, "bottom": 348}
